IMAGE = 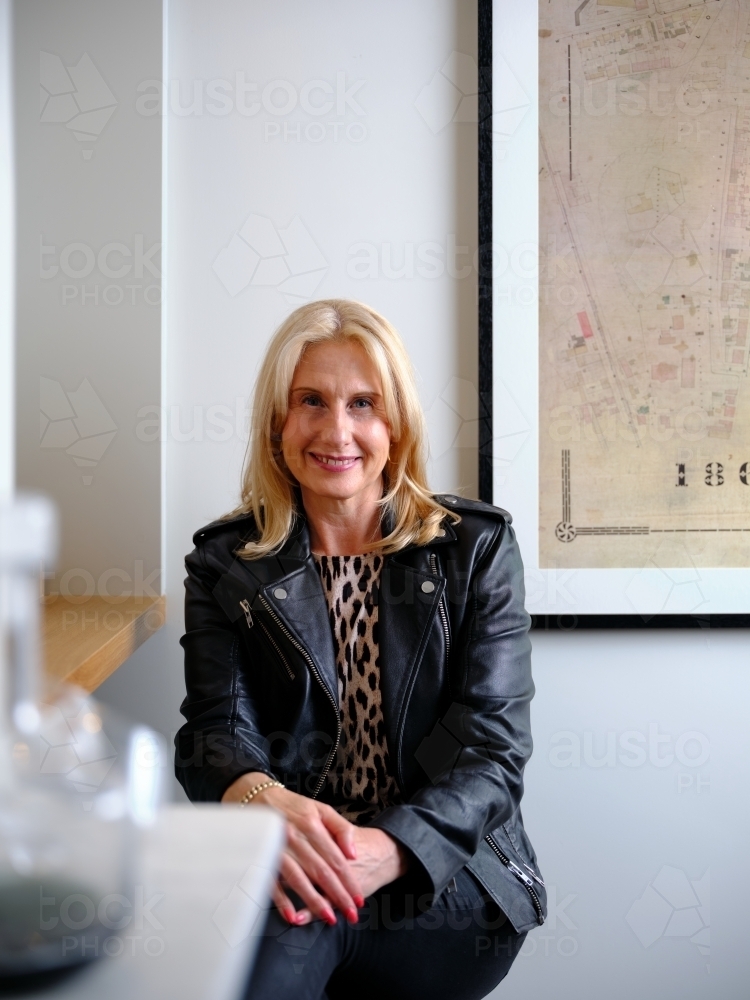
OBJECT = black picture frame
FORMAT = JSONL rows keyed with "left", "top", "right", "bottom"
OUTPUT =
{"left": 478, "top": 0, "right": 493, "bottom": 506}
{"left": 477, "top": 1, "right": 748, "bottom": 629}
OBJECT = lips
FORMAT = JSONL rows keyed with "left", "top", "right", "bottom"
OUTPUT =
{"left": 308, "top": 453, "right": 360, "bottom": 470}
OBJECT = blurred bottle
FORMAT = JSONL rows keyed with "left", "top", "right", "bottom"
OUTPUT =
{"left": 0, "top": 495, "right": 164, "bottom": 986}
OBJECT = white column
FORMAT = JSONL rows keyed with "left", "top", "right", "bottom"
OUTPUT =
{"left": 0, "top": 0, "right": 14, "bottom": 499}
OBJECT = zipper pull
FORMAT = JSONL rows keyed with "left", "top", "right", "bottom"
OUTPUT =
{"left": 523, "top": 863, "right": 546, "bottom": 888}
{"left": 239, "top": 599, "right": 254, "bottom": 628}
{"left": 507, "top": 861, "right": 535, "bottom": 889}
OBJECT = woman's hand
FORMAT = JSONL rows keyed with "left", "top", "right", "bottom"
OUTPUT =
{"left": 288, "top": 827, "right": 410, "bottom": 926}
{"left": 294, "top": 825, "right": 409, "bottom": 920}
{"left": 222, "top": 773, "right": 364, "bottom": 927}
{"left": 349, "top": 826, "right": 409, "bottom": 898}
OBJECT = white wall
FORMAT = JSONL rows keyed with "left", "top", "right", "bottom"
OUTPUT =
{"left": 499, "top": 627, "right": 748, "bottom": 1000}
{"left": 96, "top": 3, "right": 749, "bottom": 999}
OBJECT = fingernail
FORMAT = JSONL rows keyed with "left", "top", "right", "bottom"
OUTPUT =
{"left": 346, "top": 907, "right": 359, "bottom": 924}
{"left": 354, "top": 895, "right": 365, "bottom": 908}
{"left": 284, "top": 909, "right": 297, "bottom": 923}
{"left": 325, "top": 909, "right": 337, "bottom": 925}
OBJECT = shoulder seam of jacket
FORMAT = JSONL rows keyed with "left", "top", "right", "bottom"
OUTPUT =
{"left": 474, "top": 518, "right": 505, "bottom": 578}
{"left": 466, "top": 518, "right": 506, "bottom": 679}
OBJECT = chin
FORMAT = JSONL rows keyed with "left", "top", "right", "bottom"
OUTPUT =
{"left": 304, "top": 473, "right": 366, "bottom": 498}
{"left": 312, "top": 481, "right": 362, "bottom": 499}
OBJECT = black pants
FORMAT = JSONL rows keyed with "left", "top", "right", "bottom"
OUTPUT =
{"left": 245, "top": 867, "right": 526, "bottom": 1000}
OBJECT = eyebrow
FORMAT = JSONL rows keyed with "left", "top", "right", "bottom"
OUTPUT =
{"left": 290, "top": 385, "right": 383, "bottom": 397}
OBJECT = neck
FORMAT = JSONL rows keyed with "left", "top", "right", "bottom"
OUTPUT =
{"left": 301, "top": 482, "right": 383, "bottom": 556}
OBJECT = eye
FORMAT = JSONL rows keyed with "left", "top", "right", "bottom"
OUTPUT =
{"left": 301, "top": 394, "right": 323, "bottom": 407}
{"left": 351, "top": 397, "right": 373, "bottom": 409}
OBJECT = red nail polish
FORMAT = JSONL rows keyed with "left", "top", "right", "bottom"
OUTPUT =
{"left": 325, "top": 909, "right": 337, "bottom": 925}
{"left": 347, "top": 908, "right": 359, "bottom": 923}
{"left": 354, "top": 895, "right": 365, "bottom": 908}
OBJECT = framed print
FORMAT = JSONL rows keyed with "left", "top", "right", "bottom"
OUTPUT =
{"left": 486, "top": 0, "right": 750, "bottom": 619}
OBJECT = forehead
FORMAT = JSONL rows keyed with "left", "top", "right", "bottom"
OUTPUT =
{"left": 291, "top": 339, "right": 381, "bottom": 390}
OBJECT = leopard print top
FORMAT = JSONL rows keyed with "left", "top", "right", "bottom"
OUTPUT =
{"left": 313, "top": 553, "right": 401, "bottom": 825}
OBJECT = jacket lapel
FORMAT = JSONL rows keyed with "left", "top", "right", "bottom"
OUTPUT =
{"left": 378, "top": 553, "right": 444, "bottom": 778}
{"left": 258, "top": 558, "right": 338, "bottom": 704}
{"left": 214, "top": 515, "right": 338, "bottom": 702}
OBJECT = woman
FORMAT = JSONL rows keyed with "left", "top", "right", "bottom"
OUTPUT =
{"left": 175, "top": 300, "right": 545, "bottom": 999}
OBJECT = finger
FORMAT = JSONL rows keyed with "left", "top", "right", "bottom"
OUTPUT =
{"left": 286, "top": 830, "right": 360, "bottom": 921}
{"left": 271, "top": 879, "right": 301, "bottom": 925}
{"left": 306, "top": 816, "right": 365, "bottom": 907}
{"left": 287, "top": 823, "right": 363, "bottom": 913}
{"left": 292, "top": 817, "right": 364, "bottom": 904}
{"left": 279, "top": 853, "right": 338, "bottom": 926}
{"left": 319, "top": 806, "right": 358, "bottom": 860}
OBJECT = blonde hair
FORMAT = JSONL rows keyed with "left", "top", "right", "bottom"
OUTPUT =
{"left": 230, "top": 299, "right": 459, "bottom": 558}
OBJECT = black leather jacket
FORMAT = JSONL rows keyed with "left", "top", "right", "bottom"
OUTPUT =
{"left": 175, "top": 494, "right": 546, "bottom": 933}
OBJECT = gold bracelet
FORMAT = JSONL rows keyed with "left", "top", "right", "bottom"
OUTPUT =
{"left": 238, "top": 779, "right": 284, "bottom": 807}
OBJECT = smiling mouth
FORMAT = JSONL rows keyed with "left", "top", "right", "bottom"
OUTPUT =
{"left": 308, "top": 453, "right": 360, "bottom": 470}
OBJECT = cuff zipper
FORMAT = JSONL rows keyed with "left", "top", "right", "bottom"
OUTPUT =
{"left": 485, "top": 832, "right": 545, "bottom": 925}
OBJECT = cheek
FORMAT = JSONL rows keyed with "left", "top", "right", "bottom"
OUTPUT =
{"left": 280, "top": 417, "right": 302, "bottom": 467}
{"left": 281, "top": 409, "right": 311, "bottom": 448}
{"left": 364, "top": 420, "right": 391, "bottom": 461}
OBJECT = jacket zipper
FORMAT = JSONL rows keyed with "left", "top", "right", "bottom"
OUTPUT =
{"left": 485, "top": 833, "right": 545, "bottom": 925}
{"left": 258, "top": 593, "right": 341, "bottom": 799}
{"left": 486, "top": 830, "right": 546, "bottom": 888}
{"left": 429, "top": 553, "right": 451, "bottom": 658}
{"left": 240, "top": 599, "right": 295, "bottom": 681}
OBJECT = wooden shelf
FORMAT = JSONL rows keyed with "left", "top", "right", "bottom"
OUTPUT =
{"left": 43, "top": 595, "right": 166, "bottom": 693}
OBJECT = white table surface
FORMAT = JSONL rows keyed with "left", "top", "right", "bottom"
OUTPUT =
{"left": 14, "top": 804, "right": 285, "bottom": 1000}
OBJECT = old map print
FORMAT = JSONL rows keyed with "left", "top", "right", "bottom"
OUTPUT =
{"left": 540, "top": 0, "right": 750, "bottom": 568}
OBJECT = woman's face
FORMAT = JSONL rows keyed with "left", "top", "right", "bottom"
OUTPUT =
{"left": 281, "top": 340, "right": 392, "bottom": 505}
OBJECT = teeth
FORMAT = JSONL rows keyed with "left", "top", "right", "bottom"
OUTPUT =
{"left": 315, "top": 455, "right": 357, "bottom": 466}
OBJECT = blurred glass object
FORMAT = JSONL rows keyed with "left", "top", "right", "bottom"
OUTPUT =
{"left": 0, "top": 495, "right": 165, "bottom": 985}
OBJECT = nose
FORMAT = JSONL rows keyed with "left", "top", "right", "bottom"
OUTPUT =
{"left": 319, "top": 401, "right": 352, "bottom": 447}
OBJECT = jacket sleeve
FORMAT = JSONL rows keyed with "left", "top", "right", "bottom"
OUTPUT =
{"left": 369, "top": 519, "right": 533, "bottom": 897}
{"left": 175, "top": 545, "right": 274, "bottom": 801}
